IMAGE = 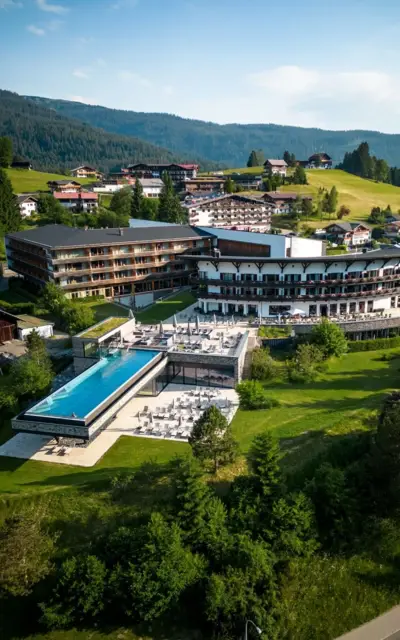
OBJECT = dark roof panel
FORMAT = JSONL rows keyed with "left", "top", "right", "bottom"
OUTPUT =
{"left": 7, "top": 224, "right": 208, "bottom": 249}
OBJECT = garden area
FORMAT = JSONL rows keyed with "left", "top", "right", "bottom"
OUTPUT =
{"left": 135, "top": 291, "right": 196, "bottom": 324}
{"left": 2, "top": 321, "right": 400, "bottom": 640}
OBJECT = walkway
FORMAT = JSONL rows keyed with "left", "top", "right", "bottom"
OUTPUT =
{"left": 336, "top": 606, "right": 400, "bottom": 640}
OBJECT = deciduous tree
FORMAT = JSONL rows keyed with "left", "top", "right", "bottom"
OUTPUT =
{"left": 310, "top": 318, "right": 348, "bottom": 359}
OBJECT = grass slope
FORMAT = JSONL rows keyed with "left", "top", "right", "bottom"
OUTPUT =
{"left": 6, "top": 168, "right": 96, "bottom": 193}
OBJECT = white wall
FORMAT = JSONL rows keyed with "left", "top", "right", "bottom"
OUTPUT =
{"left": 19, "top": 325, "right": 53, "bottom": 340}
{"left": 287, "top": 236, "right": 323, "bottom": 257}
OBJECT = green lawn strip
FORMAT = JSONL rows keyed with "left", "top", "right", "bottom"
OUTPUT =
{"left": 82, "top": 301, "right": 130, "bottom": 322}
{"left": 135, "top": 291, "right": 196, "bottom": 324}
{"left": 6, "top": 169, "right": 95, "bottom": 193}
{"left": 80, "top": 317, "right": 128, "bottom": 339}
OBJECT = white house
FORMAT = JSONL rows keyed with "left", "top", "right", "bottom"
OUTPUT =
{"left": 17, "top": 195, "right": 38, "bottom": 218}
{"left": 264, "top": 159, "right": 288, "bottom": 177}
{"left": 139, "top": 178, "right": 164, "bottom": 198}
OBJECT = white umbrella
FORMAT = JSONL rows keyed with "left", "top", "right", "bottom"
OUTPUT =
{"left": 290, "top": 308, "right": 307, "bottom": 316}
{"left": 159, "top": 321, "right": 164, "bottom": 335}
{"left": 213, "top": 313, "right": 217, "bottom": 326}
{"left": 129, "top": 309, "right": 135, "bottom": 319}
{"left": 258, "top": 306, "right": 262, "bottom": 322}
{"left": 173, "top": 314, "right": 178, "bottom": 329}
{"left": 196, "top": 315, "right": 200, "bottom": 331}
{"left": 231, "top": 314, "right": 235, "bottom": 325}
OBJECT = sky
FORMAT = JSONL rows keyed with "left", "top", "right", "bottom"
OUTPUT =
{"left": 1, "top": 0, "right": 400, "bottom": 133}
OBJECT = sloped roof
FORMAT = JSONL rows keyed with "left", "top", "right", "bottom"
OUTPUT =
{"left": 264, "top": 159, "right": 288, "bottom": 167}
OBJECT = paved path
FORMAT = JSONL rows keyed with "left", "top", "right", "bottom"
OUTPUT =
{"left": 336, "top": 606, "right": 400, "bottom": 640}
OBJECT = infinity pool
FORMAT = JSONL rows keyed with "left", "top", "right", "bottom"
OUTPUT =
{"left": 26, "top": 349, "right": 160, "bottom": 420}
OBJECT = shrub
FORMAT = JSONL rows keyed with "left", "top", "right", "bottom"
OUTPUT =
{"left": 310, "top": 318, "right": 348, "bottom": 359}
{"left": 0, "top": 299, "right": 36, "bottom": 314}
{"left": 348, "top": 336, "right": 400, "bottom": 352}
{"left": 287, "top": 343, "right": 325, "bottom": 383}
{"left": 79, "top": 295, "right": 105, "bottom": 303}
{"left": 251, "top": 347, "right": 279, "bottom": 381}
{"left": 236, "top": 380, "right": 280, "bottom": 410}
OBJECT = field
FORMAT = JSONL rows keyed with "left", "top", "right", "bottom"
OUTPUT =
{"left": 6, "top": 168, "right": 96, "bottom": 193}
{"left": 135, "top": 291, "right": 196, "bottom": 324}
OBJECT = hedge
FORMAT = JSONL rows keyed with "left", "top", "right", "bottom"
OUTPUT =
{"left": 79, "top": 295, "right": 105, "bottom": 304}
{"left": 348, "top": 336, "right": 400, "bottom": 352}
{"left": 0, "top": 300, "right": 36, "bottom": 315}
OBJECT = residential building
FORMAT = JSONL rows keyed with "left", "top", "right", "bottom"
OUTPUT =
{"left": 385, "top": 213, "right": 400, "bottom": 224}
{"left": 138, "top": 178, "right": 164, "bottom": 198}
{"left": 384, "top": 221, "right": 400, "bottom": 239}
{"left": 183, "top": 177, "right": 225, "bottom": 195}
{"left": 17, "top": 195, "right": 38, "bottom": 217}
{"left": 71, "top": 165, "right": 103, "bottom": 179}
{"left": 92, "top": 180, "right": 127, "bottom": 194}
{"left": 264, "top": 159, "right": 288, "bottom": 176}
{"left": 189, "top": 232, "right": 400, "bottom": 319}
{"left": 298, "top": 153, "right": 333, "bottom": 169}
{"left": 261, "top": 191, "right": 312, "bottom": 214}
{"left": 116, "top": 163, "right": 199, "bottom": 184}
{"left": 184, "top": 194, "right": 272, "bottom": 232}
{"left": 11, "top": 161, "right": 32, "bottom": 170}
{"left": 323, "top": 222, "right": 371, "bottom": 247}
{"left": 225, "top": 173, "right": 263, "bottom": 190}
{"left": 53, "top": 192, "right": 98, "bottom": 212}
{"left": 47, "top": 180, "right": 81, "bottom": 193}
{"left": 5, "top": 224, "right": 212, "bottom": 300}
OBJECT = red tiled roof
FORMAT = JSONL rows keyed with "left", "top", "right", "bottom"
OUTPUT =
{"left": 54, "top": 192, "right": 98, "bottom": 200}
{"left": 180, "top": 164, "right": 199, "bottom": 170}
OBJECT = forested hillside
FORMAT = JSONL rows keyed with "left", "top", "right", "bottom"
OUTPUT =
{"left": 0, "top": 91, "right": 214, "bottom": 174}
{"left": 28, "top": 95, "right": 400, "bottom": 168}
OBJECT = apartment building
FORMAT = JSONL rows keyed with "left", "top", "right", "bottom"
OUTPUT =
{"left": 6, "top": 225, "right": 212, "bottom": 299}
{"left": 184, "top": 194, "right": 272, "bottom": 232}
{"left": 116, "top": 163, "right": 199, "bottom": 184}
{"left": 261, "top": 191, "right": 313, "bottom": 214}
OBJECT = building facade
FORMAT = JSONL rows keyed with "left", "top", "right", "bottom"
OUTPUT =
{"left": 262, "top": 191, "right": 313, "bottom": 214}
{"left": 264, "top": 159, "right": 288, "bottom": 176}
{"left": 6, "top": 224, "right": 212, "bottom": 299}
{"left": 324, "top": 222, "right": 371, "bottom": 247}
{"left": 191, "top": 241, "right": 400, "bottom": 318}
{"left": 17, "top": 195, "right": 38, "bottom": 217}
{"left": 117, "top": 163, "right": 199, "bottom": 183}
{"left": 47, "top": 180, "right": 81, "bottom": 193}
{"left": 184, "top": 194, "right": 272, "bottom": 231}
{"left": 53, "top": 192, "right": 98, "bottom": 212}
{"left": 71, "top": 166, "right": 103, "bottom": 179}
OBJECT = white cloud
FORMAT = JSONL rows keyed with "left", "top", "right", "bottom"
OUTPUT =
{"left": 36, "top": 0, "right": 69, "bottom": 15}
{"left": 245, "top": 65, "right": 400, "bottom": 131}
{"left": 27, "top": 24, "right": 45, "bottom": 36}
{"left": 118, "top": 70, "right": 152, "bottom": 88}
{"left": 73, "top": 68, "right": 89, "bottom": 79}
{"left": 67, "top": 95, "right": 97, "bottom": 105}
{"left": 0, "top": 0, "right": 22, "bottom": 8}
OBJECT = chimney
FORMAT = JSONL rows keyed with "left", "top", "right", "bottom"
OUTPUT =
{"left": 119, "top": 228, "right": 124, "bottom": 236}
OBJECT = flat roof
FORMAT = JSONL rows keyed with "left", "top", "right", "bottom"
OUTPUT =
{"left": 16, "top": 314, "right": 54, "bottom": 329}
{"left": 188, "top": 248, "right": 400, "bottom": 264}
{"left": 7, "top": 224, "right": 208, "bottom": 249}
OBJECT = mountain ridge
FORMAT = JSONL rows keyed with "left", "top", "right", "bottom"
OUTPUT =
{"left": 26, "top": 95, "right": 400, "bottom": 168}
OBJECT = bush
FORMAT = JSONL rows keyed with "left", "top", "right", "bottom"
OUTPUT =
{"left": 258, "top": 325, "right": 291, "bottom": 338}
{"left": 287, "top": 343, "right": 325, "bottom": 383}
{"left": 251, "top": 348, "right": 279, "bottom": 381}
{"left": 0, "top": 299, "right": 36, "bottom": 314}
{"left": 236, "top": 380, "right": 280, "bottom": 410}
{"left": 310, "top": 318, "right": 348, "bottom": 359}
{"left": 348, "top": 336, "right": 400, "bottom": 352}
{"left": 79, "top": 295, "right": 105, "bottom": 304}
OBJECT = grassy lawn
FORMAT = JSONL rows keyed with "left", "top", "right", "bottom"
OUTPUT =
{"left": 0, "top": 349, "right": 397, "bottom": 496}
{"left": 6, "top": 169, "right": 96, "bottom": 193}
{"left": 82, "top": 300, "right": 130, "bottom": 322}
{"left": 135, "top": 291, "right": 196, "bottom": 324}
{"left": 80, "top": 317, "right": 128, "bottom": 338}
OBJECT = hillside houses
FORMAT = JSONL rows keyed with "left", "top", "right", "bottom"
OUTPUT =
{"left": 71, "top": 165, "right": 103, "bottom": 179}
{"left": 264, "top": 159, "right": 287, "bottom": 177}
{"left": 261, "top": 191, "right": 313, "bottom": 214}
{"left": 323, "top": 222, "right": 371, "bottom": 247}
{"left": 17, "top": 195, "right": 38, "bottom": 217}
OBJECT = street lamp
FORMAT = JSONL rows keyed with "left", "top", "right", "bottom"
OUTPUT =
{"left": 244, "top": 619, "right": 263, "bottom": 640}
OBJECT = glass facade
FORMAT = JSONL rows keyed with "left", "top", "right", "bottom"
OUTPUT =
{"left": 138, "top": 361, "right": 235, "bottom": 395}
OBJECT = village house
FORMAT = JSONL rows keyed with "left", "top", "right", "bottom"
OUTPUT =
{"left": 11, "top": 161, "right": 32, "bottom": 170}
{"left": 71, "top": 166, "right": 103, "bottom": 180}
{"left": 183, "top": 177, "right": 225, "bottom": 196}
{"left": 261, "top": 191, "right": 313, "bottom": 214}
{"left": 384, "top": 221, "right": 400, "bottom": 240}
{"left": 225, "top": 173, "right": 263, "bottom": 190}
{"left": 324, "top": 222, "right": 371, "bottom": 247}
{"left": 47, "top": 180, "right": 82, "bottom": 193}
{"left": 385, "top": 213, "right": 400, "bottom": 224}
{"left": 138, "top": 178, "right": 164, "bottom": 198}
{"left": 264, "top": 159, "right": 288, "bottom": 177}
{"left": 298, "top": 153, "right": 333, "bottom": 169}
{"left": 17, "top": 195, "right": 38, "bottom": 217}
{"left": 53, "top": 191, "right": 98, "bottom": 212}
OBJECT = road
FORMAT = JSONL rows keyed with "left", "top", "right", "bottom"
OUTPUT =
{"left": 336, "top": 606, "right": 400, "bottom": 640}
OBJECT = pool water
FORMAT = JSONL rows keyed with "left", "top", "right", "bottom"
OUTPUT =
{"left": 26, "top": 349, "right": 160, "bottom": 420}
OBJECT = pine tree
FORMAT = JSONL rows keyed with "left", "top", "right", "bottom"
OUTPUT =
{"left": 293, "top": 165, "right": 307, "bottom": 185}
{"left": 131, "top": 178, "right": 143, "bottom": 219}
{"left": 224, "top": 177, "right": 235, "bottom": 194}
{"left": 0, "top": 168, "right": 21, "bottom": 232}
{"left": 247, "top": 150, "right": 259, "bottom": 167}
{"left": 326, "top": 186, "right": 338, "bottom": 216}
{"left": 173, "top": 455, "right": 211, "bottom": 544}
{"left": 0, "top": 137, "right": 13, "bottom": 168}
{"left": 189, "top": 406, "right": 238, "bottom": 473}
{"left": 158, "top": 172, "right": 186, "bottom": 223}
{"left": 248, "top": 431, "right": 281, "bottom": 500}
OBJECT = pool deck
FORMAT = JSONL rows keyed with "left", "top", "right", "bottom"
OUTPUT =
{"left": 0, "top": 384, "right": 239, "bottom": 467}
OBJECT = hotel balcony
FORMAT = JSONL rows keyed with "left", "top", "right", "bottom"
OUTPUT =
{"left": 200, "top": 287, "right": 400, "bottom": 303}
{"left": 195, "top": 273, "right": 400, "bottom": 288}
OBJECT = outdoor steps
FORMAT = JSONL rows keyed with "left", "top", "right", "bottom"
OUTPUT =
{"left": 242, "top": 334, "right": 258, "bottom": 379}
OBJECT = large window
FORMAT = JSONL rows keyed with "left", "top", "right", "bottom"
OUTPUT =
{"left": 172, "top": 363, "right": 235, "bottom": 388}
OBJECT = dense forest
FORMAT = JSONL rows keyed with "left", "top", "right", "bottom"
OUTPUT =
{"left": 338, "top": 141, "right": 400, "bottom": 186}
{"left": 28, "top": 94, "right": 400, "bottom": 168}
{"left": 0, "top": 91, "right": 215, "bottom": 174}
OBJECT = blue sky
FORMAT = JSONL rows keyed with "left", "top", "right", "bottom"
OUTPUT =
{"left": 1, "top": 0, "right": 400, "bottom": 132}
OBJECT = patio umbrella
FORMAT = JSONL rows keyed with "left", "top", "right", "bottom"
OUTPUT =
{"left": 213, "top": 313, "right": 217, "bottom": 326}
{"left": 231, "top": 314, "right": 235, "bottom": 325}
{"left": 196, "top": 315, "right": 200, "bottom": 331}
{"left": 258, "top": 306, "right": 262, "bottom": 322}
{"left": 129, "top": 309, "right": 135, "bottom": 319}
{"left": 159, "top": 321, "right": 164, "bottom": 335}
{"left": 173, "top": 314, "right": 178, "bottom": 329}
{"left": 172, "top": 397, "right": 175, "bottom": 409}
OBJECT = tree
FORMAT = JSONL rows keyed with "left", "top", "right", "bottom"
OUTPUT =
{"left": 140, "top": 196, "right": 159, "bottom": 220}
{"left": 110, "top": 186, "right": 132, "bottom": 218}
{"left": 287, "top": 343, "right": 325, "bottom": 382}
{"left": 248, "top": 431, "right": 281, "bottom": 500}
{"left": 40, "top": 282, "right": 68, "bottom": 316}
{"left": 0, "top": 136, "right": 13, "bottom": 168}
{"left": 224, "top": 177, "right": 235, "bottom": 194}
{"left": 158, "top": 172, "right": 186, "bottom": 223}
{"left": 375, "top": 158, "right": 390, "bottom": 183}
{"left": 0, "top": 168, "right": 21, "bottom": 232}
{"left": 26, "top": 328, "right": 49, "bottom": 364}
{"left": 236, "top": 380, "right": 280, "bottom": 410}
{"left": 125, "top": 513, "right": 205, "bottom": 622}
{"left": 375, "top": 392, "right": 400, "bottom": 475}
{"left": 337, "top": 204, "right": 350, "bottom": 219}
{"left": 0, "top": 514, "right": 55, "bottom": 597}
{"left": 310, "top": 318, "right": 348, "bottom": 359}
{"left": 10, "top": 353, "right": 53, "bottom": 398}
{"left": 292, "top": 165, "right": 308, "bottom": 185}
{"left": 131, "top": 178, "right": 143, "bottom": 219}
{"left": 63, "top": 302, "right": 95, "bottom": 334}
{"left": 369, "top": 206, "right": 385, "bottom": 225}
{"left": 247, "top": 149, "right": 264, "bottom": 167}
{"left": 189, "top": 405, "right": 237, "bottom": 473}
{"left": 301, "top": 198, "right": 313, "bottom": 219}
{"left": 173, "top": 455, "right": 211, "bottom": 544}
{"left": 37, "top": 193, "right": 72, "bottom": 226}
{"left": 251, "top": 347, "right": 279, "bottom": 381}
{"left": 41, "top": 555, "right": 107, "bottom": 628}
{"left": 324, "top": 186, "right": 338, "bottom": 217}
{"left": 268, "top": 493, "right": 318, "bottom": 560}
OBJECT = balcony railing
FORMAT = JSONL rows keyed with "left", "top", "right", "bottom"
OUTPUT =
{"left": 195, "top": 273, "right": 400, "bottom": 288}
{"left": 200, "top": 287, "right": 400, "bottom": 303}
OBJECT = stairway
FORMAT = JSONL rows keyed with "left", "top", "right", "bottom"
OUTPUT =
{"left": 241, "top": 334, "right": 258, "bottom": 379}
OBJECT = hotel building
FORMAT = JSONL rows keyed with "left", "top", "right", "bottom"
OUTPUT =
{"left": 6, "top": 224, "right": 211, "bottom": 300}
{"left": 184, "top": 194, "right": 272, "bottom": 232}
